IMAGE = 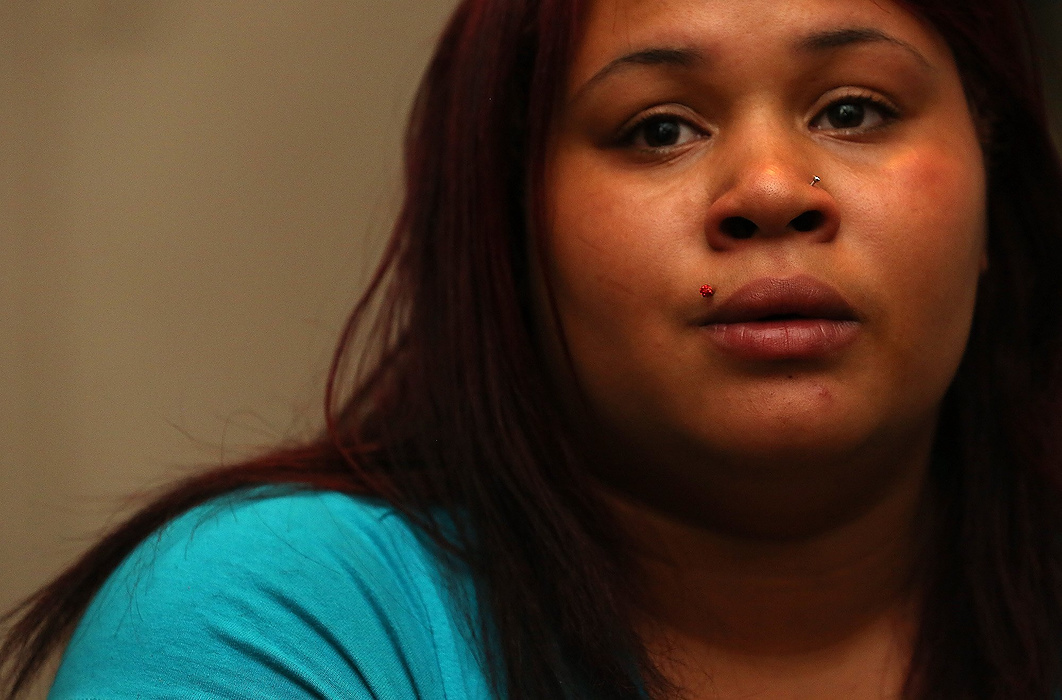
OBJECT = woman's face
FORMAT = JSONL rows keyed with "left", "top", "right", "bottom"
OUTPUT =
{"left": 541, "top": 0, "right": 987, "bottom": 511}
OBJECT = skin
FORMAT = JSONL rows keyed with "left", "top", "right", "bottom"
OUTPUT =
{"left": 539, "top": 0, "right": 988, "bottom": 697}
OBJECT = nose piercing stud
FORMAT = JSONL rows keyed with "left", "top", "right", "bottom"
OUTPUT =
{"left": 811, "top": 176, "right": 821, "bottom": 187}
{"left": 700, "top": 284, "right": 715, "bottom": 298}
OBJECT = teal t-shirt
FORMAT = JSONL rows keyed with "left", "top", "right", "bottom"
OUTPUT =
{"left": 49, "top": 490, "right": 495, "bottom": 699}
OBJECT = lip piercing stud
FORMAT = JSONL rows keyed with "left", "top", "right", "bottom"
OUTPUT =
{"left": 811, "top": 176, "right": 821, "bottom": 187}
{"left": 700, "top": 284, "right": 715, "bottom": 298}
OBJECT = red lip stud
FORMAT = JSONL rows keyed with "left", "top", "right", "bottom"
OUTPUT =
{"left": 700, "top": 284, "right": 715, "bottom": 298}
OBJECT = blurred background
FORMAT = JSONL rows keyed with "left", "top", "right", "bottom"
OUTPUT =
{"left": 2, "top": 2, "right": 457, "bottom": 694}
{"left": 1, "top": 1, "right": 1061, "bottom": 696}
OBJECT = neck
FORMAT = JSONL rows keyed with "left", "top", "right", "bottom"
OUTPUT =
{"left": 598, "top": 431, "right": 934, "bottom": 662}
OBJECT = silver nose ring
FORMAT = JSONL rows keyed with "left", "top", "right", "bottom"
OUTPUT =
{"left": 811, "top": 176, "right": 821, "bottom": 187}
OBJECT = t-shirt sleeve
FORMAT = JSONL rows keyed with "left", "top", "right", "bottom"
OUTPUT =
{"left": 47, "top": 490, "right": 489, "bottom": 700}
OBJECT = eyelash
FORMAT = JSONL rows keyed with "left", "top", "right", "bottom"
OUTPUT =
{"left": 618, "top": 91, "right": 901, "bottom": 151}
{"left": 812, "top": 91, "right": 900, "bottom": 132}
{"left": 618, "top": 108, "right": 704, "bottom": 151}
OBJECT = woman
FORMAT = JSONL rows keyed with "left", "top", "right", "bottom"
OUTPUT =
{"left": 5, "top": 0, "right": 1062, "bottom": 697}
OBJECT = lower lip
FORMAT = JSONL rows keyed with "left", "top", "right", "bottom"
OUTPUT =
{"left": 701, "top": 319, "right": 859, "bottom": 360}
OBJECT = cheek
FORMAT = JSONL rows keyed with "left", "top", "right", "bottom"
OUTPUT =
{"left": 540, "top": 153, "right": 705, "bottom": 413}
{"left": 544, "top": 154, "right": 698, "bottom": 314}
{"left": 851, "top": 143, "right": 986, "bottom": 382}
{"left": 893, "top": 146, "right": 985, "bottom": 297}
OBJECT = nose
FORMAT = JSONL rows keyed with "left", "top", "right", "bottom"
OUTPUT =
{"left": 704, "top": 141, "right": 839, "bottom": 251}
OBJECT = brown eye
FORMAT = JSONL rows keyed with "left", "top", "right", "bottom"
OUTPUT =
{"left": 811, "top": 96, "right": 896, "bottom": 133}
{"left": 629, "top": 115, "right": 701, "bottom": 149}
{"left": 826, "top": 102, "right": 866, "bottom": 129}
{"left": 642, "top": 117, "right": 682, "bottom": 147}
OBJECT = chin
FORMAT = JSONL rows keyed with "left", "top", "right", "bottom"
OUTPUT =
{"left": 706, "top": 424, "right": 875, "bottom": 466}
{"left": 692, "top": 373, "right": 895, "bottom": 450}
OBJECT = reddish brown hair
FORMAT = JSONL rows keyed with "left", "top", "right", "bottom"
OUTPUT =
{"left": 899, "top": 1, "right": 1062, "bottom": 696}
{"left": 5, "top": 1, "right": 1062, "bottom": 698}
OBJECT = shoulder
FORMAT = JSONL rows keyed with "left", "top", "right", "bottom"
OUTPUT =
{"left": 49, "top": 489, "right": 492, "bottom": 699}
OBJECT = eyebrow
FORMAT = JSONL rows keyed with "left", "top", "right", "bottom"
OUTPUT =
{"left": 572, "top": 26, "right": 932, "bottom": 102}
{"left": 795, "top": 27, "right": 932, "bottom": 69}
{"left": 571, "top": 47, "right": 705, "bottom": 102}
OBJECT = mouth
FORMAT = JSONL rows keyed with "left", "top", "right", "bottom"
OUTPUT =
{"left": 747, "top": 312, "right": 833, "bottom": 322}
{"left": 698, "top": 276, "right": 860, "bottom": 360}
{"left": 701, "top": 276, "right": 859, "bottom": 326}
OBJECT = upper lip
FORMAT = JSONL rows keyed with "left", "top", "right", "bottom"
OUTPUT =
{"left": 700, "top": 275, "right": 858, "bottom": 324}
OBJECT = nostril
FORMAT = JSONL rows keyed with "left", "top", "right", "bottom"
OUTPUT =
{"left": 720, "top": 216, "right": 758, "bottom": 239}
{"left": 790, "top": 210, "right": 825, "bottom": 232}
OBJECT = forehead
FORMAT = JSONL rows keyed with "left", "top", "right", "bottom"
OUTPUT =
{"left": 569, "top": 0, "right": 953, "bottom": 91}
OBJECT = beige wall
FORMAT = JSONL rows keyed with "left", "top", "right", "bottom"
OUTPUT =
{"left": 2, "top": 2, "right": 457, "bottom": 684}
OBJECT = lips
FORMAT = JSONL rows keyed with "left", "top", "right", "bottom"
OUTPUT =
{"left": 699, "top": 276, "right": 860, "bottom": 360}
{"left": 702, "top": 275, "right": 858, "bottom": 325}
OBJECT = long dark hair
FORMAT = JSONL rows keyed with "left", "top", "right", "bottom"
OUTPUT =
{"left": 5, "top": 0, "right": 1062, "bottom": 697}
